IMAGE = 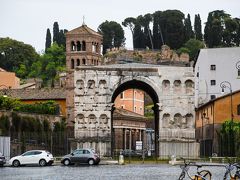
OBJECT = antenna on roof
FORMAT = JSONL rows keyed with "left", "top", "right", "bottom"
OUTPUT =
{"left": 82, "top": 16, "right": 86, "bottom": 26}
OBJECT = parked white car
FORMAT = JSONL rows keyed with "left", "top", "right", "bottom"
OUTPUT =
{"left": 9, "top": 150, "right": 54, "bottom": 167}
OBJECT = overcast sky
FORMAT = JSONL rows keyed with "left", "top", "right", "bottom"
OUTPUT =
{"left": 1, "top": 0, "right": 239, "bottom": 53}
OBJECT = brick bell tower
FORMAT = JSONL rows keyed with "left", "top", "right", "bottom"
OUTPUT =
{"left": 65, "top": 23, "right": 103, "bottom": 132}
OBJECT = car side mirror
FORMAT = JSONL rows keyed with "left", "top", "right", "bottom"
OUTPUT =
{"left": 71, "top": 152, "right": 74, "bottom": 156}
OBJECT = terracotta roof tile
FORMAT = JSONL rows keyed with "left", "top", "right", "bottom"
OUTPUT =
{"left": 1, "top": 88, "right": 66, "bottom": 100}
{"left": 66, "top": 24, "right": 102, "bottom": 37}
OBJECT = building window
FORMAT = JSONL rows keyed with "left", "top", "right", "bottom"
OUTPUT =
{"left": 210, "top": 65, "right": 216, "bottom": 70}
{"left": 120, "top": 92, "right": 124, "bottom": 99}
{"left": 238, "top": 70, "right": 240, "bottom": 76}
{"left": 238, "top": 104, "right": 240, "bottom": 115}
{"left": 210, "top": 80, "right": 216, "bottom": 86}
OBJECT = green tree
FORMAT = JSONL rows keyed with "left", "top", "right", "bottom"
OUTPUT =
{"left": 98, "top": 21, "right": 125, "bottom": 54}
{"left": 0, "top": 38, "right": 39, "bottom": 76}
{"left": 29, "top": 43, "right": 65, "bottom": 84}
{"left": 45, "top": 28, "right": 52, "bottom": 52}
{"left": 122, "top": 17, "right": 136, "bottom": 48}
{"left": 53, "top": 22, "right": 60, "bottom": 44}
{"left": 204, "top": 10, "right": 230, "bottom": 48}
{"left": 183, "top": 38, "right": 205, "bottom": 61}
{"left": 184, "top": 14, "right": 194, "bottom": 42}
{"left": 152, "top": 10, "right": 185, "bottom": 49}
{"left": 16, "top": 64, "right": 27, "bottom": 78}
{"left": 194, "top": 14, "right": 203, "bottom": 41}
{"left": 152, "top": 11, "right": 164, "bottom": 49}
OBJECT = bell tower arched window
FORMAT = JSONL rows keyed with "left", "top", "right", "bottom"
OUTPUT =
{"left": 71, "top": 41, "right": 75, "bottom": 51}
{"left": 71, "top": 59, "right": 75, "bottom": 69}
{"left": 76, "top": 41, "right": 81, "bottom": 51}
{"left": 82, "top": 41, "right": 86, "bottom": 51}
{"left": 82, "top": 58, "right": 86, "bottom": 65}
{"left": 77, "top": 59, "right": 80, "bottom": 66}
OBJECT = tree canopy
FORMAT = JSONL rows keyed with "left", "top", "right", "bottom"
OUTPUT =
{"left": 98, "top": 21, "right": 125, "bottom": 54}
{"left": 0, "top": 37, "right": 39, "bottom": 78}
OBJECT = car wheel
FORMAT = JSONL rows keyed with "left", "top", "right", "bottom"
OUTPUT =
{"left": 63, "top": 159, "right": 70, "bottom": 166}
{"left": 39, "top": 159, "right": 46, "bottom": 167}
{"left": 12, "top": 160, "right": 20, "bottom": 167}
{"left": 88, "top": 159, "right": 95, "bottom": 165}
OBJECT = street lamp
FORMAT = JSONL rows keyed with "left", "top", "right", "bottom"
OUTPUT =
{"left": 220, "top": 81, "right": 234, "bottom": 156}
{"left": 201, "top": 112, "right": 206, "bottom": 157}
{"left": 236, "top": 61, "right": 240, "bottom": 77}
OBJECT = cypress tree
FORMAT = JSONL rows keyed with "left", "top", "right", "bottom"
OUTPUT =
{"left": 184, "top": 14, "right": 194, "bottom": 42}
{"left": 53, "top": 22, "right": 60, "bottom": 44}
{"left": 194, "top": 14, "right": 203, "bottom": 41}
{"left": 45, "top": 28, "right": 51, "bottom": 52}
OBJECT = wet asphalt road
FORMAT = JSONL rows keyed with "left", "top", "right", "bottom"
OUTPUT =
{"left": 0, "top": 163, "right": 228, "bottom": 180}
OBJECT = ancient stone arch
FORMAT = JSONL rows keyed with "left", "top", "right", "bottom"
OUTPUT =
{"left": 71, "top": 64, "right": 197, "bottom": 158}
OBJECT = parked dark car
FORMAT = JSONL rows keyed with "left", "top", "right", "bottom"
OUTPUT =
{"left": 0, "top": 152, "right": 6, "bottom": 167}
{"left": 61, "top": 148, "right": 100, "bottom": 166}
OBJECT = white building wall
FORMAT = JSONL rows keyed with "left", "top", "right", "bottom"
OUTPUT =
{"left": 195, "top": 47, "right": 240, "bottom": 107}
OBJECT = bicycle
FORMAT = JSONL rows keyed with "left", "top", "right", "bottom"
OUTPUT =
{"left": 178, "top": 159, "right": 212, "bottom": 180}
{"left": 223, "top": 163, "right": 240, "bottom": 180}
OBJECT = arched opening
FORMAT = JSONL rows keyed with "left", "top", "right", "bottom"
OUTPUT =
{"left": 71, "top": 41, "right": 75, "bottom": 51}
{"left": 82, "top": 58, "right": 86, "bottom": 65}
{"left": 111, "top": 79, "right": 159, "bottom": 157}
{"left": 71, "top": 59, "right": 74, "bottom": 69}
{"left": 185, "top": 80, "right": 194, "bottom": 94}
{"left": 76, "top": 41, "right": 81, "bottom": 51}
{"left": 76, "top": 59, "right": 80, "bottom": 66}
{"left": 82, "top": 41, "right": 86, "bottom": 51}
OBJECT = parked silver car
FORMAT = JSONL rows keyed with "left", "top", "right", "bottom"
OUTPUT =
{"left": 61, "top": 148, "right": 100, "bottom": 166}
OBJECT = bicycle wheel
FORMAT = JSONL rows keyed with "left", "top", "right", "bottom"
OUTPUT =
{"left": 230, "top": 167, "right": 238, "bottom": 179}
{"left": 199, "top": 170, "right": 212, "bottom": 180}
{"left": 178, "top": 172, "right": 185, "bottom": 180}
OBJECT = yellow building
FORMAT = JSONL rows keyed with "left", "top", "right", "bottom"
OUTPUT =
{"left": 195, "top": 90, "right": 240, "bottom": 156}
{"left": 4, "top": 88, "right": 66, "bottom": 117}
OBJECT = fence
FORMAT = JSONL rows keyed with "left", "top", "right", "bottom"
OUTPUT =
{"left": 2, "top": 131, "right": 71, "bottom": 157}
{"left": 0, "top": 136, "right": 10, "bottom": 160}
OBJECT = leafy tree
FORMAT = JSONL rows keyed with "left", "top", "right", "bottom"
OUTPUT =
{"left": 152, "top": 11, "right": 164, "bottom": 49}
{"left": 0, "top": 96, "right": 20, "bottom": 110}
{"left": 45, "top": 28, "right": 52, "bottom": 52}
{"left": 184, "top": 14, "right": 194, "bottom": 42}
{"left": 16, "top": 64, "right": 27, "bottom": 78}
{"left": 98, "top": 21, "right": 125, "bottom": 54}
{"left": 29, "top": 43, "right": 65, "bottom": 85}
{"left": 122, "top": 17, "right": 136, "bottom": 48}
{"left": 194, "top": 14, "right": 203, "bottom": 41}
{"left": 204, "top": 10, "right": 230, "bottom": 48}
{"left": 139, "top": 14, "right": 153, "bottom": 49}
{"left": 133, "top": 20, "right": 144, "bottom": 49}
{"left": 0, "top": 38, "right": 39, "bottom": 76}
{"left": 182, "top": 38, "right": 205, "bottom": 61}
{"left": 222, "top": 18, "right": 239, "bottom": 46}
{"left": 152, "top": 10, "right": 185, "bottom": 49}
{"left": 234, "top": 18, "right": 240, "bottom": 46}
